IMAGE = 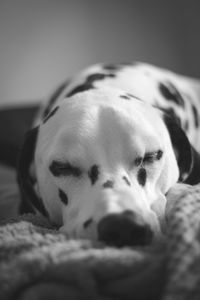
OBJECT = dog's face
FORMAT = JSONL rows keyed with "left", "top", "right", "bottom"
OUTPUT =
{"left": 18, "top": 87, "right": 195, "bottom": 247}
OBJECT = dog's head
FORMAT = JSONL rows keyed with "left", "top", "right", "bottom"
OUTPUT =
{"left": 18, "top": 87, "right": 200, "bottom": 247}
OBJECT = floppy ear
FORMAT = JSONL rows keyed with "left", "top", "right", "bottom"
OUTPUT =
{"left": 17, "top": 126, "right": 49, "bottom": 216}
{"left": 163, "top": 114, "right": 200, "bottom": 185}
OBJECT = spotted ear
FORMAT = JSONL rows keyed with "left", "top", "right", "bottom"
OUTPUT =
{"left": 163, "top": 114, "right": 200, "bottom": 185}
{"left": 17, "top": 126, "right": 48, "bottom": 216}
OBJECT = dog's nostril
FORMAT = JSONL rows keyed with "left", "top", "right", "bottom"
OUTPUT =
{"left": 97, "top": 211, "right": 153, "bottom": 247}
{"left": 83, "top": 218, "right": 93, "bottom": 229}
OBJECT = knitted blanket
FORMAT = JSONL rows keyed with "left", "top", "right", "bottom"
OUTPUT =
{"left": 0, "top": 183, "right": 200, "bottom": 300}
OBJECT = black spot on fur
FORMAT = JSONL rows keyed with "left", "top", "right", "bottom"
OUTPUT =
{"left": 49, "top": 161, "right": 82, "bottom": 177}
{"left": 127, "top": 93, "right": 141, "bottom": 101}
{"left": 159, "top": 81, "right": 185, "bottom": 107}
{"left": 87, "top": 73, "right": 115, "bottom": 83}
{"left": 137, "top": 168, "right": 147, "bottom": 186}
{"left": 120, "top": 93, "right": 141, "bottom": 101}
{"left": 103, "top": 64, "right": 122, "bottom": 71}
{"left": 103, "top": 180, "right": 114, "bottom": 189}
{"left": 67, "top": 72, "right": 116, "bottom": 97}
{"left": 192, "top": 105, "right": 199, "bottom": 128}
{"left": 163, "top": 113, "right": 193, "bottom": 182}
{"left": 67, "top": 83, "right": 95, "bottom": 97}
{"left": 156, "top": 150, "right": 163, "bottom": 160}
{"left": 88, "top": 165, "right": 99, "bottom": 185}
{"left": 87, "top": 73, "right": 106, "bottom": 82}
{"left": 43, "top": 81, "right": 69, "bottom": 118}
{"left": 43, "top": 106, "right": 59, "bottom": 124}
{"left": 83, "top": 218, "right": 93, "bottom": 229}
{"left": 159, "top": 107, "right": 182, "bottom": 127}
{"left": 59, "top": 189, "right": 69, "bottom": 205}
{"left": 122, "top": 176, "right": 131, "bottom": 186}
{"left": 120, "top": 95, "right": 131, "bottom": 100}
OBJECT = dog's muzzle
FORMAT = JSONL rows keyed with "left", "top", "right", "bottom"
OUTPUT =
{"left": 97, "top": 210, "right": 153, "bottom": 247}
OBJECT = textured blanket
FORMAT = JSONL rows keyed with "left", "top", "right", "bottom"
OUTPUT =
{"left": 0, "top": 183, "right": 200, "bottom": 300}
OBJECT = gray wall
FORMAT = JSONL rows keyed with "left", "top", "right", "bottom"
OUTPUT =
{"left": 0, "top": 0, "right": 200, "bottom": 106}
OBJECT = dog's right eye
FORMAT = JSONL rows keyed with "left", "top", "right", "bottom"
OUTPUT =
{"left": 49, "top": 160, "right": 82, "bottom": 177}
{"left": 134, "top": 150, "right": 163, "bottom": 167}
{"left": 144, "top": 150, "right": 163, "bottom": 164}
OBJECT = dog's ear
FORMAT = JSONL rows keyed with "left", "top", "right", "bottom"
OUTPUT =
{"left": 17, "top": 126, "right": 48, "bottom": 216}
{"left": 163, "top": 114, "right": 200, "bottom": 185}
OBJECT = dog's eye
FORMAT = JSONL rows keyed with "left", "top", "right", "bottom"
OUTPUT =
{"left": 144, "top": 150, "right": 163, "bottom": 164}
{"left": 49, "top": 160, "right": 82, "bottom": 177}
{"left": 134, "top": 150, "right": 163, "bottom": 166}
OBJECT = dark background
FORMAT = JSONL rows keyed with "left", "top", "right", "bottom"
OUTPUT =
{"left": 0, "top": 0, "right": 200, "bottom": 105}
{"left": 0, "top": 0, "right": 200, "bottom": 166}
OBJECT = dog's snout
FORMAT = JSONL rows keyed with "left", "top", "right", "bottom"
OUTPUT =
{"left": 97, "top": 210, "right": 153, "bottom": 247}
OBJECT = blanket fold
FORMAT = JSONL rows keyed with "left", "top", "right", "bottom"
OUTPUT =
{"left": 0, "top": 184, "right": 200, "bottom": 300}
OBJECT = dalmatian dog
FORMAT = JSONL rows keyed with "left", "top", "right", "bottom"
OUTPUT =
{"left": 18, "top": 62, "right": 200, "bottom": 247}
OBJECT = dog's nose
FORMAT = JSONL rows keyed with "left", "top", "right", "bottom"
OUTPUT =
{"left": 97, "top": 210, "right": 153, "bottom": 247}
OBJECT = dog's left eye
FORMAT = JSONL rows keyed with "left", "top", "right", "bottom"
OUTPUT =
{"left": 49, "top": 160, "right": 82, "bottom": 177}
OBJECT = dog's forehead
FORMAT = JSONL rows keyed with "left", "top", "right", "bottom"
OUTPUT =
{"left": 43, "top": 87, "right": 164, "bottom": 129}
{"left": 37, "top": 88, "right": 168, "bottom": 154}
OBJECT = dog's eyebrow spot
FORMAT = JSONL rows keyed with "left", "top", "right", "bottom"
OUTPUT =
{"left": 137, "top": 168, "right": 147, "bottom": 186}
{"left": 88, "top": 165, "right": 99, "bottom": 185}
{"left": 43, "top": 106, "right": 59, "bottom": 124}
{"left": 49, "top": 161, "right": 82, "bottom": 177}
{"left": 58, "top": 189, "right": 69, "bottom": 205}
{"left": 103, "top": 180, "right": 114, "bottom": 189}
{"left": 83, "top": 218, "right": 93, "bottom": 229}
{"left": 122, "top": 176, "right": 131, "bottom": 186}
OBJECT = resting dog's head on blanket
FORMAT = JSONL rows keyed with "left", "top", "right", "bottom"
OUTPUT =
{"left": 18, "top": 87, "right": 198, "bottom": 247}
{"left": 18, "top": 62, "right": 200, "bottom": 247}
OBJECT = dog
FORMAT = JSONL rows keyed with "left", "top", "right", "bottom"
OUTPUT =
{"left": 18, "top": 62, "right": 200, "bottom": 247}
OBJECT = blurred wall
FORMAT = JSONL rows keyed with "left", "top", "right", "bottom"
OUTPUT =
{"left": 0, "top": 0, "right": 200, "bottom": 106}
